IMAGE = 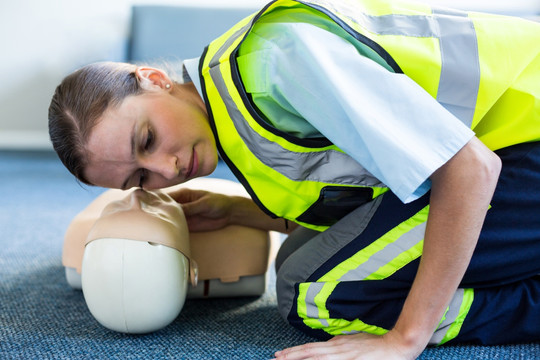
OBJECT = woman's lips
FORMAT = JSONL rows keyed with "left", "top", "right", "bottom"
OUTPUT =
{"left": 186, "top": 148, "right": 198, "bottom": 180}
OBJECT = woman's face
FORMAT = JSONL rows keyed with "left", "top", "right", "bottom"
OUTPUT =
{"left": 84, "top": 87, "right": 218, "bottom": 190}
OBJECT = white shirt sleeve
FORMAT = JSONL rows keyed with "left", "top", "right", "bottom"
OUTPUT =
{"left": 254, "top": 22, "right": 475, "bottom": 203}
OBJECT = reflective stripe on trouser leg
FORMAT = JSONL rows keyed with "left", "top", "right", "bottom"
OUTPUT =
{"left": 276, "top": 192, "right": 474, "bottom": 343}
{"left": 297, "top": 204, "right": 429, "bottom": 336}
{"left": 433, "top": 288, "right": 474, "bottom": 345}
{"left": 276, "top": 195, "right": 385, "bottom": 333}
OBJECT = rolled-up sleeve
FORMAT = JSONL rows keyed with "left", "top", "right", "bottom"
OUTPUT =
{"left": 240, "top": 22, "right": 475, "bottom": 203}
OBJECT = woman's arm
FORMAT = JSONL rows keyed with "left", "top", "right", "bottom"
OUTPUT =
{"left": 390, "top": 137, "right": 501, "bottom": 356}
{"left": 170, "top": 187, "right": 297, "bottom": 234}
{"left": 273, "top": 137, "right": 501, "bottom": 360}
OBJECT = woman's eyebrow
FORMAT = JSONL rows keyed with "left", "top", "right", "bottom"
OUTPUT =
{"left": 121, "top": 124, "right": 138, "bottom": 190}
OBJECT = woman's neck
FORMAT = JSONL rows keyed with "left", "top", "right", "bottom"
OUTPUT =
{"left": 174, "top": 82, "right": 207, "bottom": 116}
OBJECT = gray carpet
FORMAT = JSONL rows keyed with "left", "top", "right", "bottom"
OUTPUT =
{"left": 1, "top": 150, "right": 539, "bottom": 359}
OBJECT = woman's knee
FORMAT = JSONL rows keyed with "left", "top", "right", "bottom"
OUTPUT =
{"left": 275, "top": 226, "right": 320, "bottom": 273}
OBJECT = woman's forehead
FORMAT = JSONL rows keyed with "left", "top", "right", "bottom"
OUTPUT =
{"left": 84, "top": 104, "right": 137, "bottom": 188}
{"left": 84, "top": 154, "right": 135, "bottom": 189}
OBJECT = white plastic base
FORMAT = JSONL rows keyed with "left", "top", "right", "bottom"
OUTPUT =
{"left": 66, "top": 267, "right": 268, "bottom": 298}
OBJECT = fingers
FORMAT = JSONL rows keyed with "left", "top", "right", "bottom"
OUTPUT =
{"left": 167, "top": 188, "right": 238, "bottom": 231}
{"left": 168, "top": 189, "right": 214, "bottom": 217}
{"left": 180, "top": 196, "right": 214, "bottom": 218}
{"left": 272, "top": 333, "right": 408, "bottom": 360}
{"left": 273, "top": 340, "right": 352, "bottom": 360}
{"left": 168, "top": 188, "right": 209, "bottom": 204}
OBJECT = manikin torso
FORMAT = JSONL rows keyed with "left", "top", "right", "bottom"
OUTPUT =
{"left": 63, "top": 178, "right": 279, "bottom": 334}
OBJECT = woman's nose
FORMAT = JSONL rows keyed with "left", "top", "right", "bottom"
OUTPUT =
{"left": 141, "top": 153, "right": 179, "bottom": 180}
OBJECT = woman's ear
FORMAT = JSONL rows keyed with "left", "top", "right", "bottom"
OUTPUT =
{"left": 135, "top": 67, "right": 172, "bottom": 91}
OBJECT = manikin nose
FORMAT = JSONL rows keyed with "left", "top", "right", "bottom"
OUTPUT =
{"left": 129, "top": 189, "right": 145, "bottom": 209}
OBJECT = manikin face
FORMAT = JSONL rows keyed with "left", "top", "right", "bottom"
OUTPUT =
{"left": 84, "top": 69, "right": 218, "bottom": 190}
{"left": 89, "top": 189, "right": 190, "bottom": 254}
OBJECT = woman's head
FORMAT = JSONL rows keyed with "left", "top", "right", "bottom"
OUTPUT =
{"left": 49, "top": 62, "right": 142, "bottom": 185}
{"left": 49, "top": 62, "right": 217, "bottom": 189}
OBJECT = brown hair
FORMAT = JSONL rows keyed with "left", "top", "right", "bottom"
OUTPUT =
{"left": 48, "top": 62, "right": 142, "bottom": 185}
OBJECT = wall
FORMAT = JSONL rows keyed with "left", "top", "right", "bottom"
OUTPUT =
{"left": 1, "top": 0, "right": 538, "bottom": 150}
{"left": 0, "top": 0, "right": 266, "bottom": 150}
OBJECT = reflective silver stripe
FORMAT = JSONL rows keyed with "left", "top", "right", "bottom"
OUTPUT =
{"left": 429, "top": 288, "right": 465, "bottom": 345}
{"left": 305, "top": 282, "right": 325, "bottom": 319}
{"left": 432, "top": 8, "right": 480, "bottom": 126}
{"left": 208, "top": 47, "right": 383, "bottom": 186}
{"left": 307, "top": 0, "right": 440, "bottom": 37}
{"left": 257, "top": 139, "right": 382, "bottom": 186}
{"left": 339, "top": 222, "right": 426, "bottom": 281}
{"left": 209, "top": 21, "right": 254, "bottom": 68}
{"left": 362, "top": 13, "right": 437, "bottom": 37}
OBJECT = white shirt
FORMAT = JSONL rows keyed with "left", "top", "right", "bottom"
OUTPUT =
{"left": 184, "top": 22, "right": 474, "bottom": 203}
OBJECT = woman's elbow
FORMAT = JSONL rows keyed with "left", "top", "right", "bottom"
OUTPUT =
{"left": 468, "top": 138, "right": 502, "bottom": 190}
{"left": 485, "top": 150, "right": 502, "bottom": 184}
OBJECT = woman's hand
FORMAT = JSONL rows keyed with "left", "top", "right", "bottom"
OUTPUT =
{"left": 273, "top": 331, "right": 416, "bottom": 360}
{"left": 169, "top": 188, "right": 238, "bottom": 232}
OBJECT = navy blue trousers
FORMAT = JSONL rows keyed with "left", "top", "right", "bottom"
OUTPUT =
{"left": 278, "top": 141, "right": 540, "bottom": 345}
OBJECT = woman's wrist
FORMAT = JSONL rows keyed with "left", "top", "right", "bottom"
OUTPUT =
{"left": 227, "top": 196, "right": 254, "bottom": 224}
{"left": 383, "top": 328, "right": 429, "bottom": 360}
{"left": 228, "top": 196, "right": 293, "bottom": 233}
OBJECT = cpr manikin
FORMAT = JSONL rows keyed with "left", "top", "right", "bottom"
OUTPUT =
{"left": 63, "top": 178, "right": 278, "bottom": 334}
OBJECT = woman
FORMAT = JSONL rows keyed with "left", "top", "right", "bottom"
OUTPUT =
{"left": 49, "top": 0, "right": 540, "bottom": 358}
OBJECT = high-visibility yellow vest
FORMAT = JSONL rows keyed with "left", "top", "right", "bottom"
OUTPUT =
{"left": 200, "top": 0, "right": 540, "bottom": 230}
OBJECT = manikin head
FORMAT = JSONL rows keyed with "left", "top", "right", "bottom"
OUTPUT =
{"left": 48, "top": 61, "right": 217, "bottom": 190}
{"left": 82, "top": 188, "right": 197, "bottom": 334}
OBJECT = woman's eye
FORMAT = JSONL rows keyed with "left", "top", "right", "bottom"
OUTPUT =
{"left": 144, "top": 128, "right": 154, "bottom": 151}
